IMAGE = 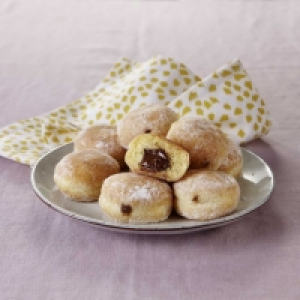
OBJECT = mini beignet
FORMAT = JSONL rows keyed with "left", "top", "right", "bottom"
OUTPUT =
{"left": 99, "top": 173, "right": 173, "bottom": 223}
{"left": 54, "top": 150, "right": 120, "bottom": 201}
{"left": 117, "top": 104, "right": 178, "bottom": 148}
{"left": 173, "top": 170, "right": 240, "bottom": 221}
{"left": 167, "top": 117, "right": 229, "bottom": 170}
{"left": 74, "top": 125, "right": 126, "bottom": 168}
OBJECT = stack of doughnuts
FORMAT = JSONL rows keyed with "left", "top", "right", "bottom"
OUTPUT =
{"left": 54, "top": 104, "right": 243, "bottom": 224}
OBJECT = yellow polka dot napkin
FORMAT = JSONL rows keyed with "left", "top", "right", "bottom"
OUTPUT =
{"left": 168, "top": 58, "right": 271, "bottom": 142}
{"left": 0, "top": 55, "right": 271, "bottom": 166}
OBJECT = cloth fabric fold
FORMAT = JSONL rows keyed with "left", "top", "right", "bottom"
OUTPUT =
{"left": 0, "top": 55, "right": 271, "bottom": 166}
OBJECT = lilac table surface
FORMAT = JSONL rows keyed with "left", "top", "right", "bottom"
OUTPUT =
{"left": 1, "top": 1, "right": 300, "bottom": 299}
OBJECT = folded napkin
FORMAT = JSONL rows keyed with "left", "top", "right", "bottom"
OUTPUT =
{"left": 0, "top": 55, "right": 271, "bottom": 166}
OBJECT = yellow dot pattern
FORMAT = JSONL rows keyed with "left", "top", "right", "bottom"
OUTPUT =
{"left": 0, "top": 57, "right": 271, "bottom": 165}
{"left": 0, "top": 116, "right": 79, "bottom": 165}
{"left": 83, "top": 56, "right": 199, "bottom": 127}
{"left": 168, "top": 59, "right": 272, "bottom": 143}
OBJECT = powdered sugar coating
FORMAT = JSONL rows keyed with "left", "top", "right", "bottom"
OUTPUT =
{"left": 75, "top": 125, "right": 118, "bottom": 150}
{"left": 218, "top": 138, "right": 243, "bottom": 177}
{"left": 99, "top": 173, "right": 173, "bottom": 223}
{"left": 102, "top": 173, "right": 170, "bottom": 203}
{"left": 95, "top": 140, "right": 110, "bottom": 149}
{"left": 177, "top": 170, "right": 238, "bottom": 191}
{"left": 128, "top": 185, "right": 153, "bottom": 201}
{"left": 167, "top": 116, "right": 229, "bottom": 170}
{"left": 55, "top": 149, "right": 119, "bottom": 179}
{"left": 117, "top": 104, "right": 178, "bottom": 148}
{"left": 74, "top": 124, "right": 126, "bottom": 166}
{"left": 173, "top": 170, "right": 240, "bottom": 221}
{"left": 53, "top": 149, "right": 120, "bottom": 201}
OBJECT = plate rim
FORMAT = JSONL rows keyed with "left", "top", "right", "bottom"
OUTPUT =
{"left": 30, "top": 143, "right": 275, "bottom": 234}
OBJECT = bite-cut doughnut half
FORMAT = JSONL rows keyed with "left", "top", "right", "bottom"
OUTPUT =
{"left": 125, "top": 134, "right": 190, "bottom": 182}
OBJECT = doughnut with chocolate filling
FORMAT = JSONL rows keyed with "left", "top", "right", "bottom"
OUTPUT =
{"left": 125, "top": 134, "right": 189, "bottom": 182}
{"left": 99, "top": 173, "right": 173, "bottom": 223}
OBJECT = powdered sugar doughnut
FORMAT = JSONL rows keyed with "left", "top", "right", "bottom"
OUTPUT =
{"left": 218, "top": 138, "right": 243, "bottom": 178}
{"left": 54, "top": 150, "right": 120, "bottom": 201}
{"left": 74, "top": 125, "right": 126, "bottom": 168}
{"left": 173, "top": 170, "right": 240, "bottom": 221}
{"left": 99, "top": 173, "right": 173, "bottom": 223}
{"left": 167, "top": 117, "right": 229, "bottom": 170}
{"left": 117, "top": 104, "right": 178, "bottom": 148}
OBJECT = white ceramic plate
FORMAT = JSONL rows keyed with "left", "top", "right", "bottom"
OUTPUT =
{"left": 31, "top": 143, "right": 274, "bottom": 234}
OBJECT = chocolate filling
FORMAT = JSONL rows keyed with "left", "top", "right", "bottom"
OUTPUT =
{"left": 140, "top": 148, "right": 170, "bottom": 172}
{"left": 144, "top": 129, "right": 151, "bottom": 133}
{"left": 192, "top": 196, "right": 199, "bottom": 203}
{"left": 121, "top": 204, "right": 132, "bottom": 215}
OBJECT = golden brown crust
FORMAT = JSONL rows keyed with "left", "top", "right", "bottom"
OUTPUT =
{"left": 117, "top": 104, "right": 178, "bottom": 148}
{"left": 99, "top": 173, "right": 173, "bottom": 223}
{"left": 74, "top": 125, "right": 126, "bottom": 168}
{"left": 173, "top": 170, "right": 240, "bottom": 221}
{"left": 166, "top": 117, "right": 229, "bottom": 170}
{"left": 218, "top": 138, "right": 243, "bottom": 178}
{"left": 125, "top": 134, "right": 190, "bottom": 182}
{"left": 54, "top": 150, "right": 120, "bottom": 201}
